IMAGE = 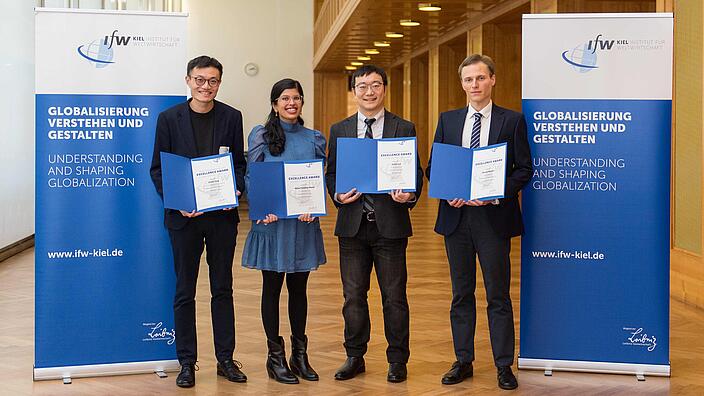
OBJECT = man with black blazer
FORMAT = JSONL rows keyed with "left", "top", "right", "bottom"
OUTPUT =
{"left": 426, "top": 54, "right": 532, "bottom": 390}
{"left": 150, "top": 56, "right": 247, "bottom": 388}
{"left": 325, "top": 65, "right": 424, "bottom": 383}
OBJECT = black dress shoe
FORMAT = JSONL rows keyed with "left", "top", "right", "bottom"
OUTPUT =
{"left": 441, "top": 361, "right": 473, "bottom": 385}
{"left": 387, "top": 362, "right": 407, "bottom": 383}
{"left": 176, "top": 363, "right": 195, "bottom": 388}
{"left": 334, "top": 357, "right": 365, "bottom": 380}
{"left": 217, "top": 359, "right": 247, "bottom": 383}
{"left": 497, "top": 366, "right": 518, "bottom": 390}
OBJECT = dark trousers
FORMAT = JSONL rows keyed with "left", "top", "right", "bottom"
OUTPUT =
{"left": 444, "top": 206, "right": 514, "bottom": 367}
{"left": 168, "top": 214, "right": 237, "bottom": 365}
{"left": 261, "top": 270, "right": 310, "bottom": 341}
{"left": 338, "top": 218, "right": 410, "bottom": 363}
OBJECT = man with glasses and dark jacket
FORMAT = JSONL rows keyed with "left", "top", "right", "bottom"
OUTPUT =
{"left": 150, "top": 55, "right": 247, "bottom": 388}
{"left": 325, "top": 64, "right": 424, "bottom": 384}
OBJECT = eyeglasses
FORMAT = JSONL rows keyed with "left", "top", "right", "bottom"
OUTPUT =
{"left": 277, "top": 95, "right": 303, "bottom": 103}
{"left": 354, "top": 81, "right": 384, "bottom": 93}
{"left": 190, "top": 76, "right": 221, "bottom": 87}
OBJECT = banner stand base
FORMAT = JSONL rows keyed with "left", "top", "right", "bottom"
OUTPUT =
{"left": 518, "top": 358, "right": 670, "bottom": 378}
{"left": 33, "top": 359, "right": 180, "bottom": 381}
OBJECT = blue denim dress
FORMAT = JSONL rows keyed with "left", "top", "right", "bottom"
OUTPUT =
{"left": 241, "top": 120, "right": 327, "bottom": 272}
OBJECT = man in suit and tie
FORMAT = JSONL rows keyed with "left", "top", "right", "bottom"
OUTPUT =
{"left": 325, "top": 64, "right": 424, "bottom": 383}
{"left": 426, "top": 54, "right": 532, "bottom": 390}
{"left": 150, "top": 56, "right": 248, "bottom": 388}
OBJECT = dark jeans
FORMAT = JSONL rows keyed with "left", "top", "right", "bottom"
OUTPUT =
{"left": 444, "top": 206, "right": 514, "bottom": 367}
{"left": 168, "top": 214, "right": 237, "bottom": 365}
{"left": 338, "top": 218, "right": 410, "bottom": 363}
{"left": 261, "top": 270, "right": 310, "bottom": 341}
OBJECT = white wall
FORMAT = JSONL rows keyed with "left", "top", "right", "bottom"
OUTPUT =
{"left": 0, "top": 0, "right": 313, "bottom": 249}
{"left": 0, "top": 2, "right": 35, "bottom": 248}
{"left": 183, "top": 0, "right": 314, "bottom": 146}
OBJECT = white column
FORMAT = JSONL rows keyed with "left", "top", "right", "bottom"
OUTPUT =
{"left": 0, "top": 1, "right": 35, "bottom": 247}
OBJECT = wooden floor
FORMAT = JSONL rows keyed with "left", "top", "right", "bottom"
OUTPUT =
{"left": 2, "top": 196, "right": 704, "bottom": 395}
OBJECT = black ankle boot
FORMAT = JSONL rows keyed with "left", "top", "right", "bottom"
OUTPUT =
{"left": 266, "top": 336, "right": 299, "bottom": 384}
{"left": 289, "top": 335, "right": 319, "bottom": 381}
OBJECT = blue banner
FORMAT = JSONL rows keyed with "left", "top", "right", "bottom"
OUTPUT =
{"left": 519, "top": 13, "right": 672, "bottom": 375}
{"left": 35, "top": 93, "right": 183, "bottom": 368}
{"left": 520, "top": 99, "right": 670, "bottom": 366}
{"left": 35, "top": 9, "right": 186, "bottom": 378}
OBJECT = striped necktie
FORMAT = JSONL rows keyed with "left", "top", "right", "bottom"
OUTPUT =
{"left": 470, "top": 112, "right": 482, "bottom": 149}
{"left": 362, "top": 118, "right": 376, "bottom": 213}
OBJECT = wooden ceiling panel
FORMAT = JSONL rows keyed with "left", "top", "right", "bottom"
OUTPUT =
{"left": 315, "top": 0, "right": 510, "bottom": 71}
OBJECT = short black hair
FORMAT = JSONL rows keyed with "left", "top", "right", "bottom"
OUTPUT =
{"left": 351, "top": 64, "right": 387, "bottom": 87}
{"left": 187, "top": 55, "right": 223, "bottom": 77}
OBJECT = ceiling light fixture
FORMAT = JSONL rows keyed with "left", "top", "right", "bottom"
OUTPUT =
{"left": 357, "top": 56, "right": 371, "bottom": 61}
{"left": 365, "top": 49, "right": 380, "bottom": 54}
{"left": 399, "top": 19, "right": 421, "bottom": 27}
{"left": 351, "top": 61, "right": 364, "bottom": 66}
{"left": 385, "top": 32, "right": 404, "bottom": 38}
{"left": 418, "top": 3, "right": 441, "bottom": 12}
{"left": 374, "top": 41, "right": 391, "bottom": 47}
{"left": 345, "top": 66, "right": 357, "bottom": 71}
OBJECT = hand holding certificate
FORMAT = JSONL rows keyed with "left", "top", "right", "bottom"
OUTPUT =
{"left": 470, "top": 144, "right": 507, "bottom": 200}
{"left": 377, "top": 139, "right": 416, "bottom": 191}
{"left": 160, "top": 152, "right": 239, "bottom": 212}
{"left": 248, "top": 159, "right": 327, "bottom": 220}
{"left": 429, "top": 142, "right": 507, "bottom": 201}
{"left": 336, "top": 137, "right": 417, "bottom": 193}
{"left": 283, "top": 161, "right": 327, "bottom": 216}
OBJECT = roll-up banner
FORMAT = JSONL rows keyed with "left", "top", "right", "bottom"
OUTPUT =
{"left": 520, "top": 13, "right": 672, "bottom": 377}
{"left": 34, "top": 8, "right": 186, "bottom": 380}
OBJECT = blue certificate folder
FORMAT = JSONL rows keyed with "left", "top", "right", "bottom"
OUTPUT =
{"left": 336, "top": 137, "right": 417, "bottom": 193}
{"left": 428, "top": 142, "right": 507, "bottom": 201}
{"left": 160, "top": 152, "right": 238, "bottom": 212}
{"left": 248, "top": 159, "right": 327, "bottom": 220}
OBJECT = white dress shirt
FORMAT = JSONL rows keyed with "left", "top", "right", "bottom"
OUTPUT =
{"left": 461, "top": 101, "right": 492, "bottom": 148}
{"left": 357, "top": 109, "right": 385, "bottom": 139}
{"left": 461, "top": 101, "right": 500, "bottom": 204}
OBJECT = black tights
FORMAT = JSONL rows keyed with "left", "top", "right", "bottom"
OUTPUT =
{"left": 261, "top": 270, "right": 310, "bottom": 341}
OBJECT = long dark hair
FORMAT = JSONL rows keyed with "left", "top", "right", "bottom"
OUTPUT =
{"left": 265, "top": 78, "right": 305, "bottom": 156}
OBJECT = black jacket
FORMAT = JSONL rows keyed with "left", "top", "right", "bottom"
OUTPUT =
{"left": 426, "top": 104, "right": 532, "bottom": 238}
{"left": 150, "top": 100, "right": 246, "bottom": 230}
{"left": 325, "top": 111, "right": 424, "bottom": 239}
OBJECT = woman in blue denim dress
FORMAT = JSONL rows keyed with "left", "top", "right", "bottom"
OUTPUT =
{"left": 242, "top": 78, "right": 326, "bottom": 384}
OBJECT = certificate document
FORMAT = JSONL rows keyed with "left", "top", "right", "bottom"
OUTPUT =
{"left": 283, "top": 161, "right": 326, "bottom": 216}
{"left": 191, "top": 154, "right": 237, "bottom": 211}
{"left": 377, "top": 138, "right": 416, "bottom": 191}
{"left": 470, "top": 144, "right": 507, "bottom": 201}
